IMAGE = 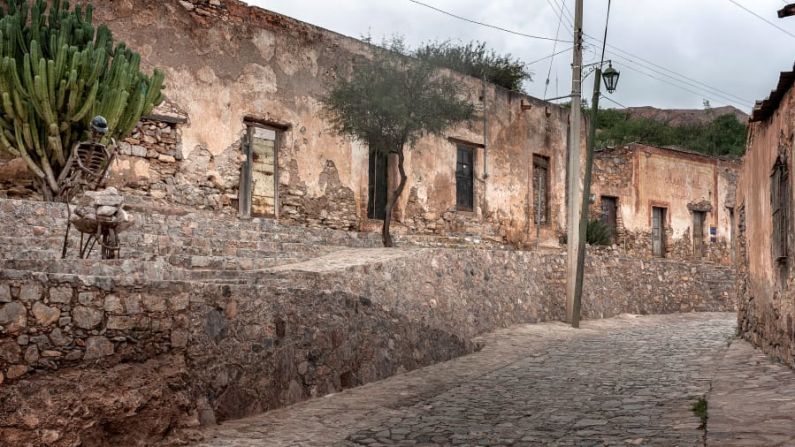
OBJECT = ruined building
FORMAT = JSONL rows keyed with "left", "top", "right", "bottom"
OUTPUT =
{"left": 591, "top": 143, "right": 738, "bottom": 264}
{"left": 0, "top": 1, "right": 741, "bottom": 445}
{"left": 737, "top": 63, "right": 795, "bottom": 366}
{"left": 53, "top": 0, "right": 581, "bottom": 247}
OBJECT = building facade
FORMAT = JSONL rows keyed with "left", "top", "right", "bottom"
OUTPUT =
{"left": 77, "top": 0, "right": 582, "bottom": 248}
{"left": 736, "top": 64, "right": 795, "bottom": 366}
{"left": 590, "top": 143, "right": 738, "bottom": 264}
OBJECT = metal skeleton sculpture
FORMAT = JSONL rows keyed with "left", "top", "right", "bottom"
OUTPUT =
{"left": 57, "top": 116, "right": 120, "bottom": 259}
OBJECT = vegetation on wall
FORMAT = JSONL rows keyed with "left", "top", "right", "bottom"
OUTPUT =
{"left": 323, "top": 37, "right": 475, "bottom": 247}
{"left": 0, "top": 0, "right": 164, "bottom": 200}
{"left": 412, "top": 40, "right": 531, "bottom": 92}
{"left": 595, "top": 109, "right": 747, "bottom": 157}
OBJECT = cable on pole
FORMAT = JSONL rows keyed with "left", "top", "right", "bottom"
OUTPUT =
{"left": 406, "top": 0, "right": 573, "bottom": 43}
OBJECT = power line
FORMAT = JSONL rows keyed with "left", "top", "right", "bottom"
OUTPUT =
{"left": 549, "top": 0, "right": 575, "bottom": 31}
{"left": 543, "top": 0, "right": 568, "bottom": 98}
{"left": 614, "top": 63, "right": 745, "bottom": 109}
{"left": 600, "top": 94, "right": 627, "bottom": 109}
{"left": 406, "top": 0, "right": 572, "bottom": 43}
{"left": 583, "top": 34, "right": 753, "bottom": 104}
{"left": 727, "top": 0, "right": 795, "bottom": 40}
{"left": 532, "top": 47, "right": 574, "bottom": 67}
{"left": 603, "top": 51, "right": 752, "bottom": 107}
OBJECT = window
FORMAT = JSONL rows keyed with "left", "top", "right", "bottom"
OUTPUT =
{"left": 533, "top": 155, "right": 550, "bottom": 225}
{"left": 772, "top": 156, "right": 789, "bottom": 276}
{"left": 456, "top": 145, "right": 474, "bottom": 211}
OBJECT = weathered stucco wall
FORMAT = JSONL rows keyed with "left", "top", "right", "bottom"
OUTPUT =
{"left": 591, "top": 143, "right": 738, "bottom": 264}
{"left": 737, "top": 79, "right": 795, "bottom": 366}
{"left": 65, "top": 0, "right": 580, "bottom": 247}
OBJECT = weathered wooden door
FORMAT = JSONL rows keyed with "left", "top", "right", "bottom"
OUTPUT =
{"left": 601, "top": 196, "right": 618, "bottom": 240}
{"left": 652, "top": 207, "right": 666, "bottom": 257}
{"left": 693, "top": 211, "right": 706, "bottom": 258}
{"left": 249, "top": 127, "right": 277, "bottom": 217}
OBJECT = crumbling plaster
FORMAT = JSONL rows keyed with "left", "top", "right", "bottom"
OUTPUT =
{"left": 591, "top": 143, "right": 737, "bottom": 262}
{"left": 89, "top": 0, "right": 580, "bottom": 246}
{"left": 736, "top": 81, "right": 795, "bottom": 366}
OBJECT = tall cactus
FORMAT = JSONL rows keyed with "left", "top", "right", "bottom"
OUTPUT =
{"left": 0, "top": 0, "right": 164, "bottom": 200}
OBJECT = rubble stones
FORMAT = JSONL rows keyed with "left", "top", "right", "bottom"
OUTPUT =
{"left": 6, "top": 364, "right": 27, "bottom": 379}
{"left": 84, "top": 336, "right": 114, "bottom": 360}
{"left": 48, "top": 287, "right": 72, "bottom": 304}
{"left": 72, "top": 306, "right": 103, "bottom": 329}
{"left": 0, "top": 284, "right": 11, "bottom": 303}
{"left": 32, "top": 302, "right": 60, "bottom": 326}
{"left": 0, "top": 302, "right": 27, "bottom": 332}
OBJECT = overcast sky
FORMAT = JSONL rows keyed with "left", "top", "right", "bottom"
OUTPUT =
{"left": 247, "top": 0, "right": 794, "bottom": 112}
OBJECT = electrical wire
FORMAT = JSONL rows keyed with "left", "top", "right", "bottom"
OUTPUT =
{"left": 727, "top": 0, "right": 795, "bottom": 40}
{"left": 583, "top": 34, "right": 753, "bottom": 104}
{"left": 406, "top": 0, "right": 572, "bottom": 43}
{"left": 543, "top": 0, "right": 569, "bottom": 99}
{"left": 614, "top": 63, "right": 745, "bottom": 109}
{"left": 600, "top": 94, "right": 627, "bottom": 109}
{"left": 529, "top": 47, "right": 574, "bottom": 66}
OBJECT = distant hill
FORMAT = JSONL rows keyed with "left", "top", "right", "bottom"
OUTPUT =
{"left": 622, "top": 106, "right": 749, "bottom": 127}
{"left": 596, "top": 106, "right": 748, "bottom": 157}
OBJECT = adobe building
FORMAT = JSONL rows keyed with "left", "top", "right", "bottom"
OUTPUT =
{"left": 736, "top": 63, "right": 795, "bottom": 366}
{"left": 590, "top": 143, "right": 739, "bottom": 264}
{"left": 0, "top": 0, "right": 589, "bottom": 248}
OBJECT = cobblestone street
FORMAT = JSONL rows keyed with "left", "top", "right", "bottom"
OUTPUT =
{"left": 187, "top": 312, "right": 795, "bottom": 447}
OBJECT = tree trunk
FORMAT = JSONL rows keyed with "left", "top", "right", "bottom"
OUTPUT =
{"left": 35, "top": 177, "right": 56, "bottom": 202}
{"left": 382, "top": 148, "right": 407, "bottom": 247}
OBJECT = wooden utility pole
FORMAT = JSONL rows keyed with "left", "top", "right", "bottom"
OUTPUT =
{"left": 565, "top": 0, "right": 584, "bottom": 325}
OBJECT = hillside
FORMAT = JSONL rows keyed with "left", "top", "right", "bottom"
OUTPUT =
{"left": 623, "top": 105, "right": 749, "bottom": 127}
{"left": 596, "top": 107, "right": 748, "bottom": 157}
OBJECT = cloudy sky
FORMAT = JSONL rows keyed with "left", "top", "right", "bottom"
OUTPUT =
{"left": 248, "top": 0, "right": 794, "bottom": 112}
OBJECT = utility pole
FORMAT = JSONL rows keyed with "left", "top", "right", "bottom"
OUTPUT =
{"left": 571, "top": 68, "right": 603, "bottom": 328}
{"left": 565, "top": 0, "right": 584, "bottom": 325}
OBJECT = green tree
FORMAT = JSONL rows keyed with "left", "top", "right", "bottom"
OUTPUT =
{"left": 323, "top": 39, "right": 475, "bottom": 247}
{"left": 413, "top": 40, "right": 531, "bottom": 92}
{"left": 0, "top": 0, "right": 164, "bottom": 200}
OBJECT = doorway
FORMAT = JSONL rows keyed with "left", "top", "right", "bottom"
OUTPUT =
{"left": 652, "top": 207, "right": 666, "bottom": 257}
{"left": 601, "top": 196, "right": 618, "bottom": 241}
{"left": 692, "top": 211, "right": 706, "bottom": 258}
{"left": 239, "top": 124, "right": 278, "bottom": 218}
{"left": 367, "top": 149, "right": 388, "bottom": 220}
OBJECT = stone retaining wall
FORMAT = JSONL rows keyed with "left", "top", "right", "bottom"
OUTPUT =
{"left": 0, "top": 246, "right": 735, "bottom": 446}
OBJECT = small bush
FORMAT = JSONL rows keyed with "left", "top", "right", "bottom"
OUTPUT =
{"left": 692, "top": 397, "right": 708, "bottom": 430}
{"left": 586, "top": 219, "right": 613, "bottom": 246}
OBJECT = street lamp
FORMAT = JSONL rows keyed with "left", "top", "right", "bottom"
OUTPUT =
{"left": 602, "top": 62, "right": 620, "bottom": 94}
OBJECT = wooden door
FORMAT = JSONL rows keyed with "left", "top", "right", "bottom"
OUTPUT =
{"left": 693, "top": 211, "right": 706, "bottom": 258}
{"left": 601, "top": 196, "right": 618, "bottom": 240}
{"left": 652, "top": 207, "right": 666, "bottom": 257}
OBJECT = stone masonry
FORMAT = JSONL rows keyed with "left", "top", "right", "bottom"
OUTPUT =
{"left": 0, "top": 198, "right": 735, "bottom": 446}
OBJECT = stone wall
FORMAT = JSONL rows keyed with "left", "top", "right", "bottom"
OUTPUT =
{"left": 736, "top": 69, "right": 795, "bottom": 367}
{"left": 0, "top": 243, "right": 735, "bottom": 445}
{"left": 590, "top": 143, "right": 738, "bottom": 264}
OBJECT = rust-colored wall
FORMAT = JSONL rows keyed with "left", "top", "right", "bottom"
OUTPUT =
{"left": 591, "top": 143, "right": 738, "bottom": 263}
{"left": 736, "top": 81, "right": 795, "bottom": 365}
{"left": 79, "top": 0, "right": 581, "bottom": 247}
